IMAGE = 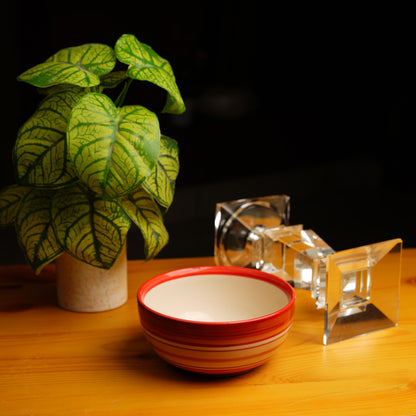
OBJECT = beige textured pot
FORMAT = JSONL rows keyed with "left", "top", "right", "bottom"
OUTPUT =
{"left": 55, "top": 245, "right": 128, "bottom": 312}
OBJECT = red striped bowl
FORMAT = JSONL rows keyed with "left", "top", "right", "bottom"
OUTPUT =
{"left": 137, "top": 266, "right": 295, "bottom": 375}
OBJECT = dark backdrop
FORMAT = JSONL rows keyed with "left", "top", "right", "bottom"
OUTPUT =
{"left": 1, "top": 1, "right": 414, "bottom": 265}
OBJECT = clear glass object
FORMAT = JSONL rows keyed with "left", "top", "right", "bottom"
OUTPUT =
{"left": 324, "top": 239, "right": 402, "bottom": 344}
{"left": 214, "top": 194, "right": 290, "bottom": 269}
{"left": 214, "top": 195, "right": 403, "bottom": 345}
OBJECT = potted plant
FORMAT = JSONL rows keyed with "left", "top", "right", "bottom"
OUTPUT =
{"left": 0, "top": 34, "right": 185, "bottom": 312}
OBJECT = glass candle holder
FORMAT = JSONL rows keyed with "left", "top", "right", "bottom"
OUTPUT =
{"left": 214, "top": 195, "right": 402, "bottom": 345}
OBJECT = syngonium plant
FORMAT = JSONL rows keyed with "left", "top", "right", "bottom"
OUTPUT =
{"left": 0, "top": 34, "right": 185, "bottom": 274}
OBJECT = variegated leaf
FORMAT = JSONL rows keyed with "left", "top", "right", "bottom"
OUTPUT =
{"left": 100, "top": 71, "right": 128, "bottom": 89}
{"left": 17, "top": 43, "right": 116, "bottom": 88}
{"left": 14, "top": 90, "right": 82, "bottom": 188}
{"left": 67, "top": 93, "right": 160, "bottom": 199}
{"left": 51, "top": 184, "right": 131, "bottom": 269}
{"left": 15, "top": 189, "right": 63, "bottom": 274}
{"left": 143, "top": 135, "right": 179, "bottom": 209}
{"left": 0, "top": 185, "right": 31, "bottom": 227}
{"left": 115, "top": 34, "right": 186, "bottom": 114}
{"left": 37, "top": 84, "right": 85, "bottom": 96}
{"left": 119, "top": 188, "right": 168, "bottom": 260}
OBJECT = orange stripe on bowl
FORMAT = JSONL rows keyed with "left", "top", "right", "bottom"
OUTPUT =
{"left": 143, "top": 326, "right": 290, "bottom": 374}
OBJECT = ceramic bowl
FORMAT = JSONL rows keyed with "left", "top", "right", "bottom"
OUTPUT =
{"left": 137, "top": 266, "right": 295, "bottom": 375}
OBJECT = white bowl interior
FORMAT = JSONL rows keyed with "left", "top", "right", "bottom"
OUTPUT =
{"left": 143, "top": 273, "right": 290, "bottom": 322}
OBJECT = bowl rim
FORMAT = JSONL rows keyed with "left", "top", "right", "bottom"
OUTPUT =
{"left": 137, "top": 266, "right": 296, "bottom": 326}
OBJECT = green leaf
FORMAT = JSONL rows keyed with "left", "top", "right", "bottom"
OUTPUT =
{"left": 37, "top": 84, "right": 85, "bottom": 96}
{"left": 143, "top": 135, "right": 179, "bottom": 209}
{"left": 15, "top": 189, "right": 63, "bottom": 274}
{"left": 17, "top": 43, "right": 116, "bottom": 88}
{"left": 51, "top": 184, "right": 131, "bottom": 269}
{"left": 100, "top": 71, "right": 128, "bottom": 89}
{"left": 67, "top": 93, "right": 161, "bottom": 199}
{"left": 0, "top": 185, "right": 31, "bottom": 227}
{"left": 119, "top": 188, "right": 168, "bottom": 260}
{"left": 115, "top": 34, "right": 186, "bottom": 115}
{"left": 14, "top": 90, "right": 82, "bottom": 188}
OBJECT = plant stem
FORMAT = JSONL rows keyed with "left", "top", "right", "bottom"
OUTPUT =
{"left": 114, "top": 78, "right": 133, "bottom": 107}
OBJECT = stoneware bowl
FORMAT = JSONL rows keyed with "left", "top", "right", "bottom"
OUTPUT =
{"left": 137, "top": 266, "right": 295, "bottom": 375}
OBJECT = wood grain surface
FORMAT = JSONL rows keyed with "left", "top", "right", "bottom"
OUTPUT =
{"left": 1, "top": 252, "right": 415, "bottom": 415}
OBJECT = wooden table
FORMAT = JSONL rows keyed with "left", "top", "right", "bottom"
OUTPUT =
{"left": 1, "top": 251, "right": 415, "bottom": 415}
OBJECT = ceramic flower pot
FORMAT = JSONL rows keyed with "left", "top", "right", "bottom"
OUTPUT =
{"left": 55, "top": 244, "right": 128, "bottom": 312}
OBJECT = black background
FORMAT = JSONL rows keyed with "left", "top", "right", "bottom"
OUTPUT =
{"left": 1, "top": 1, "right": 414, "bottom": 265}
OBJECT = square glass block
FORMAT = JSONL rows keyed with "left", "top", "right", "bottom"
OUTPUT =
{"left": 324, "top": 239, "right": 402, "bottom": 345}
{"left": 269, "top": 229, "right": 335, "bottom": 291}
{"left": 214, "top": 195, "right": 290, "bottom": 268}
